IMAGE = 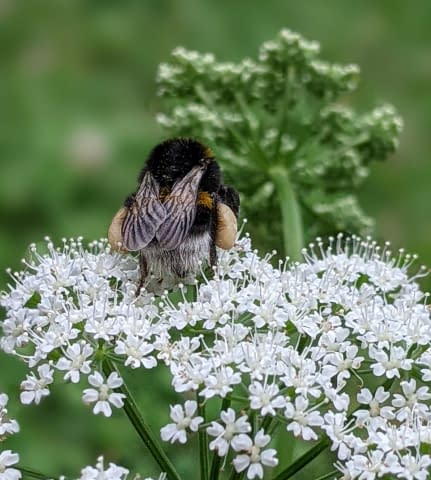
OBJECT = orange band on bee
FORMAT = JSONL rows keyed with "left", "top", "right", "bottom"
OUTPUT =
{"left": 197, "top": 191, "right": 214, "bottom": 209}
{"left": 159, "top": 188, "right": 213, "bottom": 209}
{"left": 203, "top": 147, "right": 214, "bottom": 159}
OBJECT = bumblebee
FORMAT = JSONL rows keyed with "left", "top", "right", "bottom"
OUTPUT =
{"left": 108, "top": 138, "right": 240, "bottom": 292}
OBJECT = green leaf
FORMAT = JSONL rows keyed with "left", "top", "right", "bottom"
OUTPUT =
{"left": 24, "top": 292, "right": 41, "bottom": 309}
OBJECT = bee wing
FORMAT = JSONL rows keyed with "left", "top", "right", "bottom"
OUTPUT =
{"left": 155, "top": 164, "right": 206, "bottom": 250}
{"left": 121, "top": 172, "right": 167, "bottom": 251}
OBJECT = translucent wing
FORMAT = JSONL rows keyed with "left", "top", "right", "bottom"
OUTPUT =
{"left": 155, "top": 164, "right": 206, "bottom": 250}
{"left": 121, "top": 172, "right": 167, "bottom": 251}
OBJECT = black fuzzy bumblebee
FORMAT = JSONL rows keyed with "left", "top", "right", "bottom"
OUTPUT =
{"left": 108, "top": 138, "right": 240, "bottom": 292}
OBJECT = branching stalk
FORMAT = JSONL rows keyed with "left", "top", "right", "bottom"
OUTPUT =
{"left": 18, "top": 467, "right": 55, "bottom": 480}
{"left": 198, "top": 401, "right": 209, "bottom": 480}
{"left": 102, "top": 359, "right": 181, "bottom": 480}
{"left": 272, "top": 437, "right": 331, "bottom": 480}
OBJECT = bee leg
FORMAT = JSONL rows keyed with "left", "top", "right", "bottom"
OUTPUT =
{"left": 135, "top": 253, "right": 148, "bottom": 296}
{"left": 209, "top": 198, "right": 218, "bottom": 272}
{"left": 209, "top": 240, "right": 217, "bottom": 269}
{"left": 174, "top": 267, "right": 187, "bottom": 278}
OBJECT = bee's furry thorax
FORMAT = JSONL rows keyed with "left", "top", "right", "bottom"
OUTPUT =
{"left": 140, "top": 137, "right": 221, "bottom": 192}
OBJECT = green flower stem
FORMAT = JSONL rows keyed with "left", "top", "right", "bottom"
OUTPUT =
{"left": 102, "top": 360, "right": 181, "bottom": 480}
{"left": 228, "top": 470, "right": 244, "bottom": 480}
{"left": 209, "top": 452, "right": 222, "bottom": 480}
{"left": 314, "top": 470, "right": 339, "bottom": 480}
{"left": 272, "top": 437, "right": 331, "bottom": 480}
{"left": 198, "top": 401, "right": 209, "bottom": 480}
{"left": 268, "top": 166, "right": 304, "bottom": 261}
{"left": 209, "top": 397, "right": 231, "bottom": 480}
{"left": 18, "top": 467, "right": 55, "bottom": 480}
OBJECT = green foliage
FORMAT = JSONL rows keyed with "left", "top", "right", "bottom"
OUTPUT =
{"left": 156, "top": 29, "right": 403, "bottom": 255}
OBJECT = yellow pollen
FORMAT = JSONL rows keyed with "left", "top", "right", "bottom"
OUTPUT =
{"left": 197, "top": 191, "right": 213, "bottom": 209}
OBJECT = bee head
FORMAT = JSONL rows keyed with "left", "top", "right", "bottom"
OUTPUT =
{"left": 141, "top": 138, "right": 220, "bottom": 190}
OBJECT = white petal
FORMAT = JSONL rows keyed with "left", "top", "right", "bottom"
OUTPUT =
{"left": 232, "top": 433, "right": 253, "bottom": 451}
{"left": 20, "top": 391, "right": 35, "bottom": 405}
{"left": 93, "top": 400, "right": 112, "bottom": 417}
{"left": 261, "top": 449, "right": 278, "bottom": 467}
{"left": 109, "top": 393, "right": 125, "bottom": 408}
{"left": 233, "top": 454, "right": 250, "bottom": 473}
{"left": 247, "top": 463, "right": 264, "bottom": 479}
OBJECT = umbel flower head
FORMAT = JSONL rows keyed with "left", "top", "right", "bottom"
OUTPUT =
{"left": 1, "top": 234, "right": 431, "bottom": 479}
{"left": 156, "top": 28, "right": 404, "bottom": 256}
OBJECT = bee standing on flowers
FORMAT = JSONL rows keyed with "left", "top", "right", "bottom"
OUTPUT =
{"left": 108, "top": 137, "right": 240, "bottom": 293}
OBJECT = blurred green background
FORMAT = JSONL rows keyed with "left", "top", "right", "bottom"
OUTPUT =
{"left": 0, "top": 0, "right": 430, "bottom": 478}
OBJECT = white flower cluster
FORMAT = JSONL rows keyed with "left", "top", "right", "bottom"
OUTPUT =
{"left": 1, "top": 234, "right": 431, "bottom": 479}
{"left": 44, "top": 456, "right": 165, "bottom": 480}
{"left": 0, "top": 394, "right": 159, "bottom": 480}
{"left": 70, "top": 455, "right": 165, "bottom": 480}
{"left": 0, "top": 394, "right": 21, "bottom": 480}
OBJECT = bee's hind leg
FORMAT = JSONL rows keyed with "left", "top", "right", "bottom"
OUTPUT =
{"left": 209, "top": 199, "right": 218, "bottom": 271}
{"left": 209, "top": 241, "right": 217, "bottom": 270}
{"left": 135, "top": 252, "right": 148, "bottom": 297}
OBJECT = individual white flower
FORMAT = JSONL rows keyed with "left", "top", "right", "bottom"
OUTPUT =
{"left": 369, "top": 344, "right": 413, "bottom": 379}
{"left": 82, "top": 372, "right": 125, "bottom": 417}
{"left": 207, "top": 408, "right": 251, "bottom": 456}
{"left": 321, "top": 345, "right": 364, "bottom": 384}
{"left": 322, "top": 412, "right": 356, "bottom": 460}
{"left": 170, "top": 356, "right": 212, "bottom": 393}
{"left": 0, "top": 309, "right": 32, "bottom": 353}
{"left": 200, "top": 366, "right": 241, "bottom": 399}
{"left": 168, "top": 336, "right": 202, "bottom": 365}
{"left": 0, "top": 450, "right": 21, "bottom": 480}
{"left": 160, "top": 400, "right": 203, "bottom": 444}
{"left": 0, "top": 394, "right": 19, "bottom": 437}
{"left": 20, "top": 364, "right": 54, "bottom": 405}
{"left": 418, "top": 350, "right": 431, "bottom": 381}
{"left": 78, "top": 455, "right": 129, "bottom": 480}
{"left": 114, "top": 334, "right": 156, "bottom": 369}
{"left": 284, "top": 395, "right": 324, "bottom": 441}
{"left": 354, "top": 387, "right": 394, "bottom": 429}
{"left": 248, "top": 381, "right": 286, "bottom": 416}
{"left": 392, "top": 379, "right": 431, "bottom": 422}
{"left": 322, "top": 386, "right": 350, "bottom": 412}
{"left": 163, "top": 300, "right": 204, "bottom": 330}
{"left": 397, "top": 451, "right": 431, "bottom": 480}
{"left": 197, "top": 280, "right": 236, "bottom": 329}
{"left": 280, "top": 353, "right": 321, "bottom": 400}
{"left": 56, "top": 342, "right": 94, "bottom": 383}
{"left": 231, "top": 429, "right": 278, "bottom": 479}
{"left": 368, "top": 424, "right": 408, "bottom": 453}
{"left": 344, "top": 450, "right": 387, "bottom": 480}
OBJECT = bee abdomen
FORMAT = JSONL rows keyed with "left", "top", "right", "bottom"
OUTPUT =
{"left": 142, "top": 232, "right": 212, "bottom": 280}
